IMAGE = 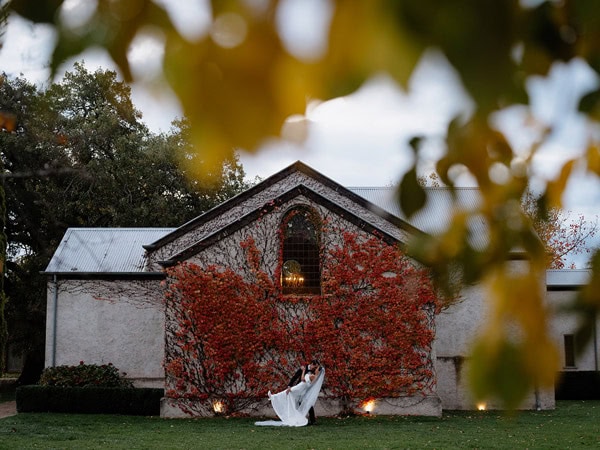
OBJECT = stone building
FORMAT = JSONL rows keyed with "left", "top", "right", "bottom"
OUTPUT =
{"left": 44, "top": 161, "right": 593, "bottom": 415}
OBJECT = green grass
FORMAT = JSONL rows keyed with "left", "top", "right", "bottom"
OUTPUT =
{"left": 0, "top": 401, "right": 599, "bottom": 449}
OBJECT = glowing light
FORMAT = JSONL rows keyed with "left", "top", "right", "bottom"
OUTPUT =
{"left": 477, "top": 403, "right": 487, "bottom": 411}
{"left": 283, "top": 260, "right": 304, "bottom": 287}
{"left": 212, "top": 400, "right": 225, "bottom": 414}
{"left": 284, "top": 274, "right": 305, "bottom": 287}
{"left": 360, "top": 399, "right": 376, "bottom": 413}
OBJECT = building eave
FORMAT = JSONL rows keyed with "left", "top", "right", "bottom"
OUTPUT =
{"left": 42, "top": 271, "right": 166, "bottom": 280}
{"left": 158, "top": 184, "right": 422, "bottom": 266}
{"left": 144, "top": 161, "right": 422, "bottom": 252}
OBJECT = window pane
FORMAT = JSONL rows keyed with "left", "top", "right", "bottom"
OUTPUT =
{"left": 564, "top": 334, "right": 576, "bottom": 368}
{"left": 282, "top": 209, "right": 320, "bottom": 295}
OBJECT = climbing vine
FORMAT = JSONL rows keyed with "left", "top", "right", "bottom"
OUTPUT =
{"left": 164, "top": 221, "right": 439, "bottom": 415}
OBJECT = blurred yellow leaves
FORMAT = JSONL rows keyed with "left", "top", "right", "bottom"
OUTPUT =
{"left": 469, "top": 266, "right": 559, "bottom": 409}
{"left": 164, "top": 3, "right": 318, "bottom": 171}
{"left": 587, "top": 143, "right": 600, "bottom": 176}
{"left": 162, "top": 0, "right": 420, "bottom": 174}
{"left": 323, "top": 1, "right": 418, "bottom": 97}
{"left": 7, "top": 0, "right": 600, "bottom": 410}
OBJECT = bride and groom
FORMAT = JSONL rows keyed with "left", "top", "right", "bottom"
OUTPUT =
{"left": 255, "top": 360, "right": 325, "bottom": 427}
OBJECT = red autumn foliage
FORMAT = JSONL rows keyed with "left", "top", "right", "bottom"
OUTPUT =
{"left": 522, "top": 191, "right": 598, "bottom": 269}
{"left": 164, "top": 230, "right": 439, "bottom": 415}
{"left": 308, "top": 231, "right": 438, "bottom": 404}
{"left": 163, "top": 255, "right": 283, "bottom": 414}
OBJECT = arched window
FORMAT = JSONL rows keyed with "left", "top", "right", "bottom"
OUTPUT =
{"left": 281, "top": 207, "right": 321, "bottom": 295}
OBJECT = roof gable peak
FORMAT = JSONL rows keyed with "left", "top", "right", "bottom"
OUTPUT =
{"left": 144, "top": 160, "right": 353, "bottom": 251}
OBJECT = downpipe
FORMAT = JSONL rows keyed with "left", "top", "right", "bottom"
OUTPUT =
{"left": 51, "top": 274, "right": 58, "bottom": 367}
{"left": 594, "top": 311, "right": 598, "bottom": 372}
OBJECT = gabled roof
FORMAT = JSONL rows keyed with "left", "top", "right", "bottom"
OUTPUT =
{"left": 44, "top": 162, "right": 490, "bottom": 277}
{"left": 143, "top": 161, "right": 421, "bottom": 252}
{"left": 159, "top": 184, "right": 411, "bottom": 266}
{"left": 349, "top": 186, "right": 481, "bottom": 235}
{"left": 44, "top": 228, "right": 174, "bottom": 277}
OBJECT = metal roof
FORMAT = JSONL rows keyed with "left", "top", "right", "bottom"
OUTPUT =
{"left": 45, "top": 228, "right": 174, "bottom": 274}
{"left": 44, "top": 188, "right": 482, "bottom": 275}
{"left": 349, "top": 186, "right": 482, "bottom": 234}
{"left": 546, "top": 269, "right": 590, "bottom": 287}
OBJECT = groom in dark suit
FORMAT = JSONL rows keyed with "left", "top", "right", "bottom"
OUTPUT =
{"left": 286, "top": 359, "right": 320, "bottom": 425}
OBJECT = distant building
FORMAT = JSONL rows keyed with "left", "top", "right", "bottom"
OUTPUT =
{"left": 547, "top": 269, "right": 600, "bottom": 400}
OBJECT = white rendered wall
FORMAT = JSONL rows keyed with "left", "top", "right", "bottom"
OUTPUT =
{"left": 548, "top": 288, "right": 599, "bottom": 372}
{"left": 434, "top": 260, "right": 555, "bottom": 410}
{"left": 45, "top": 279, "right": 165, "bottom": 388}
{"left": 434, "top": 282, "right": 487, "bottom": 410}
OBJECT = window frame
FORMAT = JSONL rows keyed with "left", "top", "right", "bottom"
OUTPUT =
{"left": 563, "top": 334, "right": 576, "bottom": 368}
{"left": 280, "top": 206, "right": 322, "bottom": 296}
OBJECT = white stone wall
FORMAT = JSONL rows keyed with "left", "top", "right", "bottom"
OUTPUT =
{"left": 47, "top": 162, "right": 581, "bottom": 410}
{"left": 45, "top": 279, "right": 165, "bottom": 387}
{"left": 434, "top": 260, "right": 555, "bottom": 410}
{"left": 434, "top": 283, "right": 486, "bottom": 410}
{"left": 162, "top": 196, "right": 439, "bottom": 416}
{"left": 548, "top": 289, "right": 600, "bottom": 372}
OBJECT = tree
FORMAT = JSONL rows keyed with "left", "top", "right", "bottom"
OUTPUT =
{"left": 420, "top": 173, "right": 598, "bottom": 269}
{"left": 522, "top": 191, "right": 598, "bottom": 269}
{"left": 6, "top": 0, "right": 600, "bottom": 407}
{"left": 0, "top": 75, "right": 53, "bottom": 378}
{"left": 0, "top": 65, "right": 250, "bottom": 380}
{"left": 0, "top": 173, "right": 7, "bottom": 375}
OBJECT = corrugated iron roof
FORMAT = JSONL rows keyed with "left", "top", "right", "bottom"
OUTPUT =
{"left": 546, "top": 269, "right": 590, "bottom": 287}
{"left": 349, "top": 186, "right": 482, "bottom": 234}
{"left": 45, "top": 188, "right": 483, "bottom": 274}
{"left": 45, "top": 228, "right": 174, "bottom": 274}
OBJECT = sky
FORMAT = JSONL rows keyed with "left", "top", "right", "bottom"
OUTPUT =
{"left": 0, "top": 0, "right": 599, "bottom": 266}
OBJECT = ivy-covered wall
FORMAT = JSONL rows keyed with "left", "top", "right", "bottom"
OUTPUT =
{"left": 162, "top": 196, "right": 441, "bottom": 417}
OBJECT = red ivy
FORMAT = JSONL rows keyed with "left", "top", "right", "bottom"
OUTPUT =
{"left": 164, "top": 231, "right": 439, "bottom": 414}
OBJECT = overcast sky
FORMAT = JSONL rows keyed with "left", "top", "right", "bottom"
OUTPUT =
{"left": 0, "top": 1, "right": 472, "bottom": 187}
{"left": 1, "top": 0, "right": 598, "bottom": 266}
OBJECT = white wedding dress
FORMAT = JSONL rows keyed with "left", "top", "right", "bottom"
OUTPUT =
{"left": 255, "top": 368, "right": 325, "bottom": 427}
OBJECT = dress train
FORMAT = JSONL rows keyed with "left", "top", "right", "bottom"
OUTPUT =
{"left": 255, "top": 368, "right": 325, "bottom": 427}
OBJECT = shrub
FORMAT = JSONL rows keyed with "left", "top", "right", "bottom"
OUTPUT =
{"left": 39, "top": 362, "right": 133, "bottom": 388}
{"left": 16, "top": 386, "right": 164, "bottom": 415}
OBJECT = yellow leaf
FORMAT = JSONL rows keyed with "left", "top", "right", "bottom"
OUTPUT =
{"left": 468, "top": 337, "right": 531, "bottom": 410}
{"left": 586, "top": 142, "right": 600, "bottom": 176}
{"left": 546, "top": 159, "right": 575, "bottom": 208}
{"left": 467, "top": 267, "right": 560, "bottom": 408}
{"left": 0, "top": 111, "right": 16, "bottom": 132}
{"left": 163, "top": 7, "right": 325, "bottom": 172}
{"left": 323, "top": 0, "right": 419, "bottom": 96}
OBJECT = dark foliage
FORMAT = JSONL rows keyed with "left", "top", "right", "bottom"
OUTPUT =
{"left": 16, "top": 385, "right": 164, "bottom": 415}
{"left": 0, "top": 64, "right": 250, "bottom": 381}
{"left": 39, "top": 362, "right": 133, "bottom": 388}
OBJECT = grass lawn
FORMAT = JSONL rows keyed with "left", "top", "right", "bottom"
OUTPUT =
{"left": 0, "top": 401, "right": 599, "bottom": 449}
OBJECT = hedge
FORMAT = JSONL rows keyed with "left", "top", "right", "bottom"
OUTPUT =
{"left": 39, "top": 362, "right": 133, "bottom": 388}
{"left": 16, "top": 386, "right": 164, "bottom": 415}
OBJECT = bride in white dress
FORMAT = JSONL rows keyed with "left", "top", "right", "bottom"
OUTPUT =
{"left": 256, "top": 365, "right": 325, "bottom": 427}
